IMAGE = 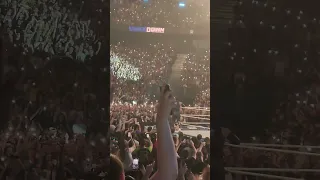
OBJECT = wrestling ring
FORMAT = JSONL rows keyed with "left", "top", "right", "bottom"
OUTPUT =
{"left": 180, "top": 106, "right": 320, "bottom": 180}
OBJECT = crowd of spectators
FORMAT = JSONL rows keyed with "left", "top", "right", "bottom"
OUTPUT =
{"left": 110, "top": 0, "right": 210, "bottom": 28}
{"left": 110, "top": 41, "right": 176, "bottom": 103}
{"left": 0, "top": 0, "right": 107, "bottom": 62}
{"left": 109, "top": 40, "right": 211, "bottom": 179}
{"left": 110, "top": 85, "right": 211, "bottom": 180}
{"left": 194, "top": 89, "right": 210, "bottom": 107}
{"left": 0, "top": 0, "right": 109, "bottom": 179}
{"left": 110, "top": 41, "right": 211, "bottom": 107}
{"left": 109, "top": 33, "right": 211, "bottom": 180}
{"left": 218, "top": 0, "right": 320, "bottom": 179}
{"left": 0, "top": 42, "right": 109, "bottom": 180}
{"left": 181, "top": 51, "right": 210, "bottom": 107}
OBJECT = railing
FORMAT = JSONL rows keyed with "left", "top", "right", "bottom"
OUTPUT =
{"left": 224, "top": 142, "right": 320, "bottom": 179}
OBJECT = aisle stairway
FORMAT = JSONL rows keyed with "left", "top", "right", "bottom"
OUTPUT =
{"left": 168, "top": 54, "right": 189, "bottom": 101}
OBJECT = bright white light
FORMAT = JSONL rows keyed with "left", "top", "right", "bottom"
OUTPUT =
{"left": 179, "top": 2, "right": 186, "bottom": 7}
{"left": 110, "top": 52, "right": 141, "bottom": 81}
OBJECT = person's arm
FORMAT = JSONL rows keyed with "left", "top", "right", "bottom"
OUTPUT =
{"left": 175, "top": 140, "right": 182, "bottom": 152}
{"left": 190, "top": 140, "right": 197, "bottom": 159}
{"left": 197, "top": 142, "right": 204, "bottom": 152}
{"left": 125, "top": 118, "right": 134, "bottom": 124}
{"left": 129, "top": 139, "right": 136, "bottom": 153}
{"left": 177, "top": 160, "right": 187, "bottom": 180}
{"left": 121, "top": 120, "right": 126, "bottom": 132}
{"left": 115, "top": 120, "right": 123, "bottom": 132}
{"left": 146, "top": 136, "right": 153, "bottom": 151}
{"left": 123, "top": 148, "right": 133, "bottom": 171}
{"left": 117, "top": 132, "right": 126, "bottom": 162}
{"left": 149, "top": 171, "right": 159, "bottom": 180}
{"left": 110, "top": 118, "right": 115, "bottom": 125}
{"left": 155, "top": 86, "right": 178, "bottom": 180}
{"left": 197, "top": 151, "right": 204, "bottom": 162}
{"left": 202, "top": 165, "right": 210, "bottom": 180}
{"left": 140, "top": 162, "right": 155, "bottom": 180}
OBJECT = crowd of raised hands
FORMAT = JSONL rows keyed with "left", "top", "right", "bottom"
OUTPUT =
{"left": 0, "top": 0, "right": 106, "bottom": 62}
{"left": 110, "top": 85, "right": 210, "bottom": 180}
{"left": 0, "top": 35, "right": 110, "bottom": 179}
{"left": 0, "top": 83, "right": 110, "bottom": 180}
{"left": 0, "top": 0, "right": 109, "bottom": 178}
{"left": 110, "top": 0, "right": 209, "bottom": 28}
{"left": 0, "top": 121, "right": 109, "bottom": 180}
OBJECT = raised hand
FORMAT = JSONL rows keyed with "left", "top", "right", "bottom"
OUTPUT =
{"left": 155, "top": 83, "right": 178, "bottom": 180}
{"left": 178, "top": 160, "right": 187, "bottom": 178}
{"left": 157, "top": 84, "right": 175, "bottom": 119}
{"left": 202, "top": 165, "right": 210, "bottom": 180}
{"left": 140, "top": 161, "right": 155, "bottom": 180}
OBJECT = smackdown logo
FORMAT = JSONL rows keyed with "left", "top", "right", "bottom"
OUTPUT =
{"left": 129, "top": 26, "right": 147, "bottom": 32}
{"left": 129, "top": 26, "right": 165, "bottom": 33}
